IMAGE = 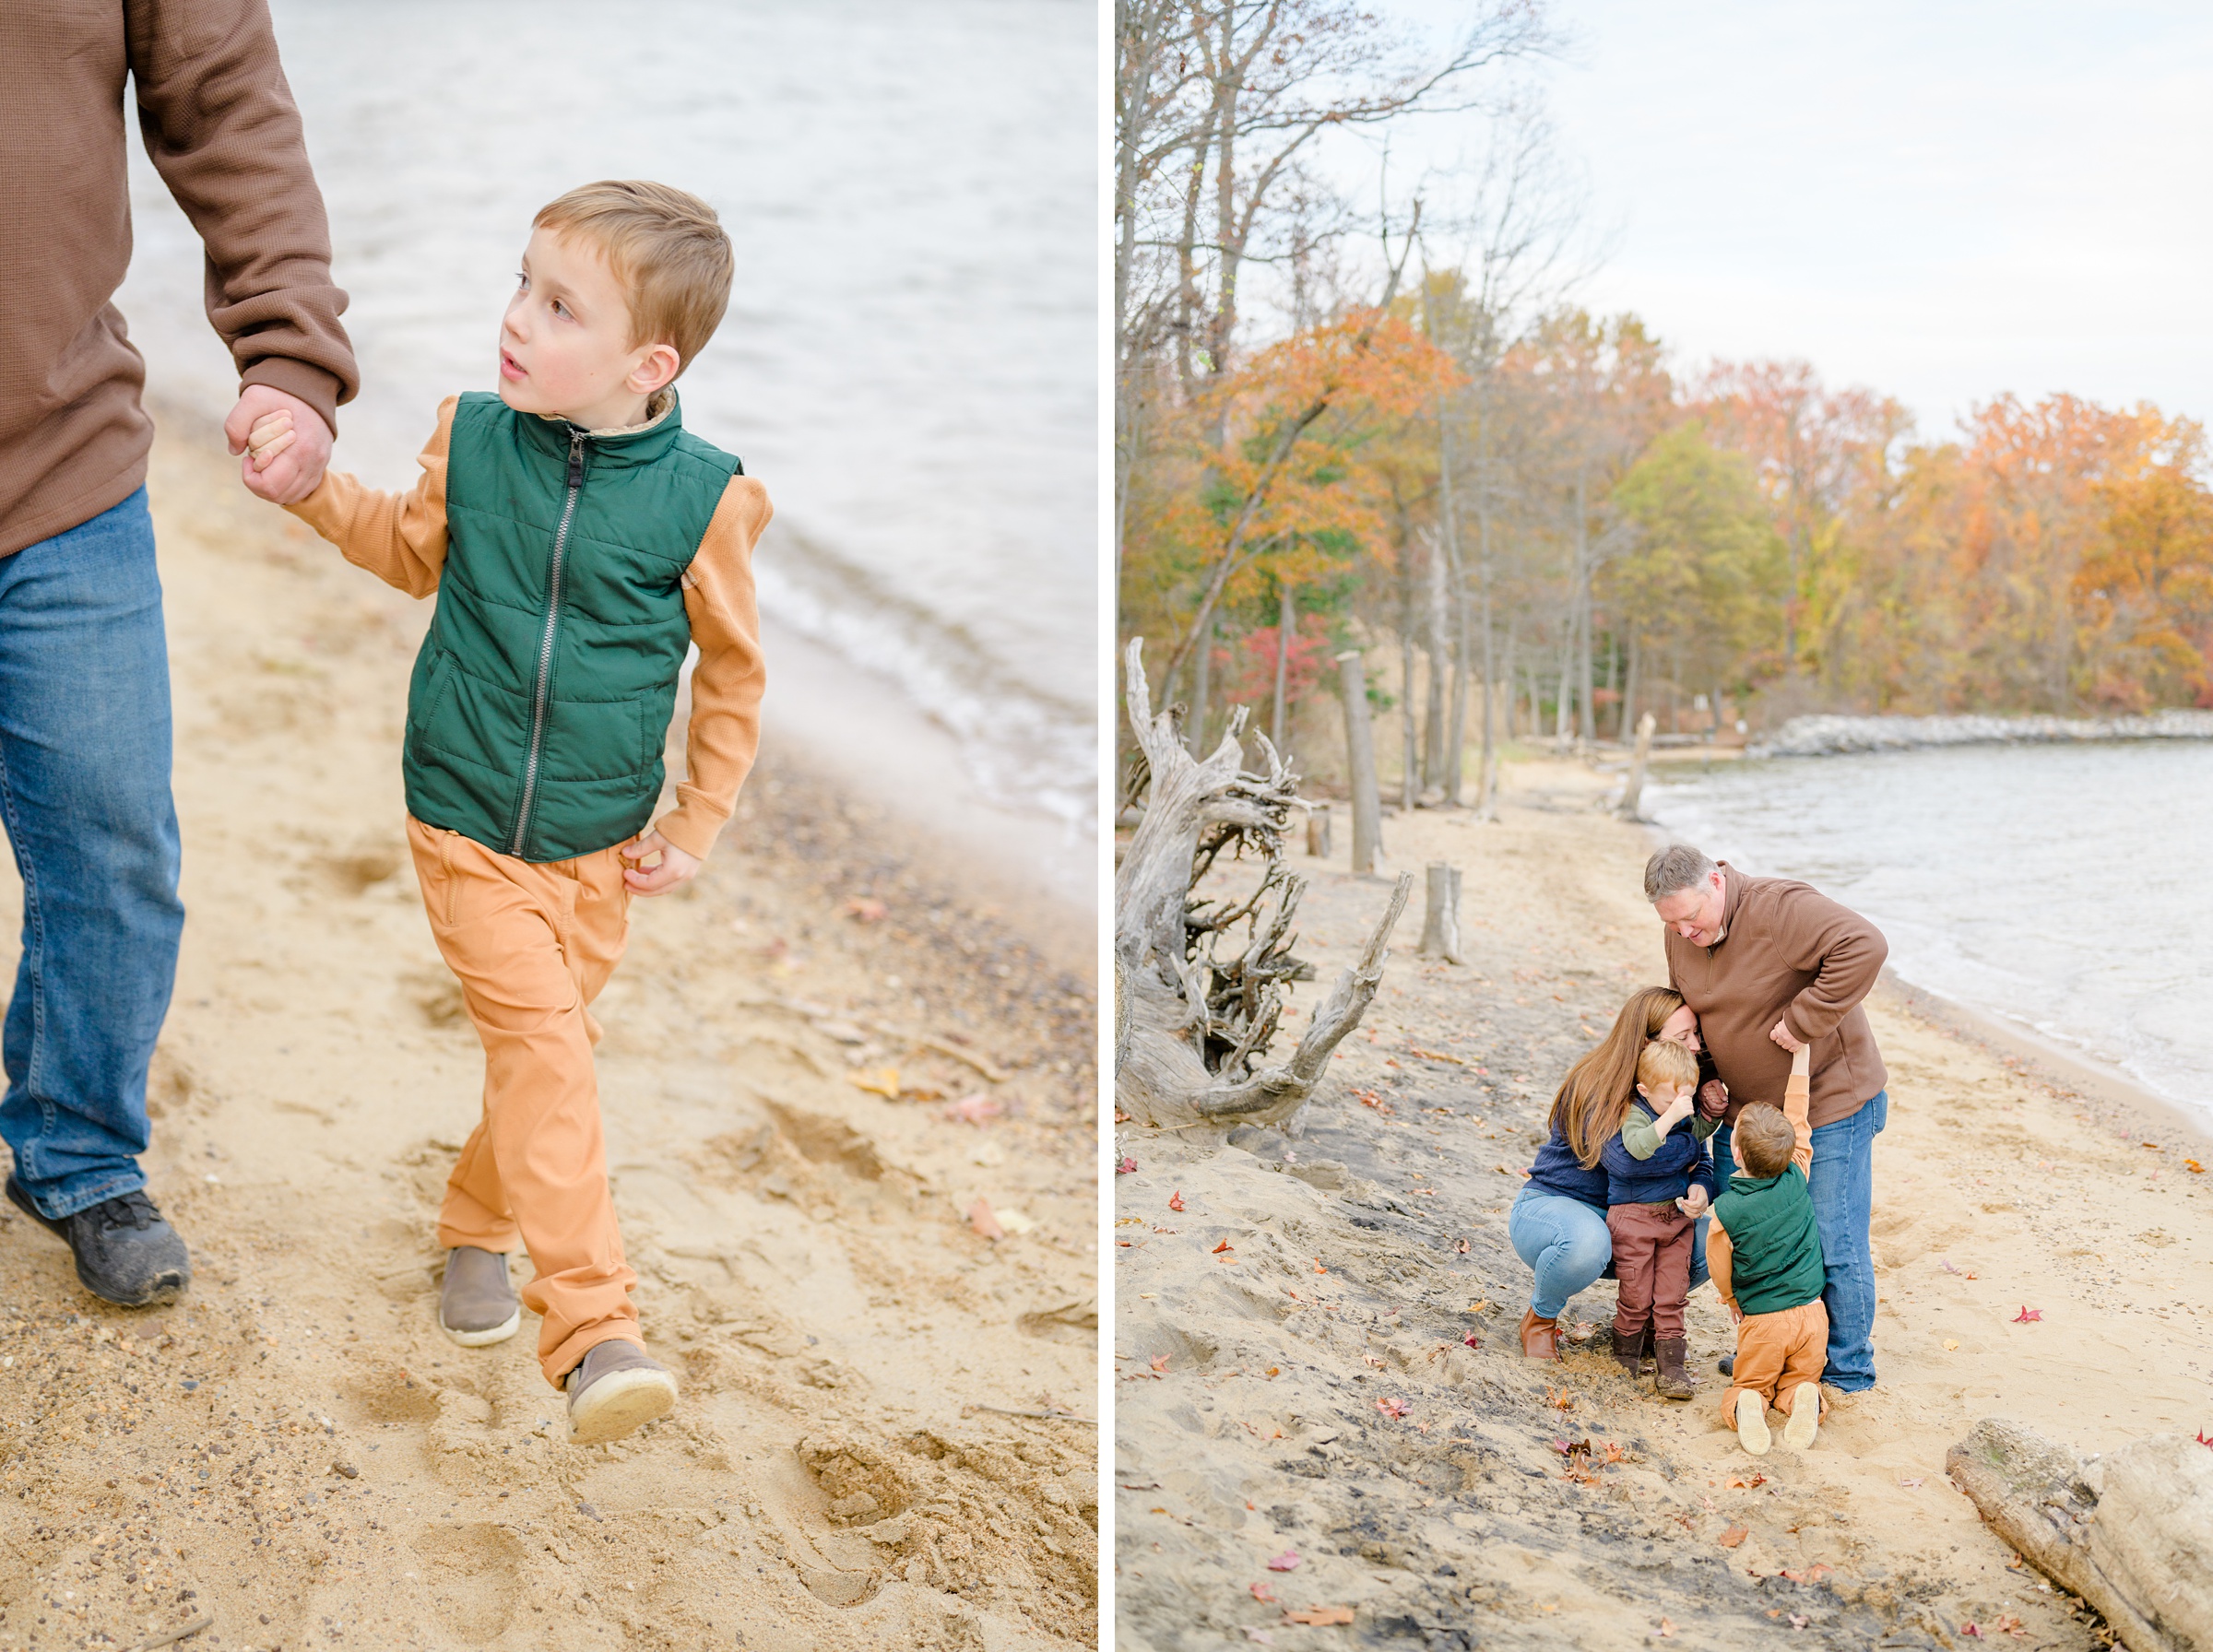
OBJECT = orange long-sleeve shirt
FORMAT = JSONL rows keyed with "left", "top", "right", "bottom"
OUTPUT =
{"left": 286, "top": 395, "right": 768, "bottom": 862}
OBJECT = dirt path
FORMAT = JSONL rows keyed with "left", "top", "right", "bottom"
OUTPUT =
{"left": 0, "top": 416, "right": 1098, "bottom": 1652}
{"left": 1114, "top": 757, "right": 2211, "bottom": 1650}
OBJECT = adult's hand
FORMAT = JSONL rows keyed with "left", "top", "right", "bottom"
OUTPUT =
{"left": 1697, "top": 1078, "right": 1730, "bottom": 1116}
{"left": 1769, "top": 1018, "right": 1805, "bottom": 1054}
{"left": 226, "top": 385, "right": 332, "bottom": 505}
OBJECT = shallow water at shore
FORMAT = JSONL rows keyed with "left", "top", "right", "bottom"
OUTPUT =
{"left": 113, "top": 0, "right": 1095, "bottom": 841}
{"left": 1646, "top": 741, "right": 2213, "bottom": 1128}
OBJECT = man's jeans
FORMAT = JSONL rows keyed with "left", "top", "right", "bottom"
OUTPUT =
{"left": 1715, "top": 1089, "right": 1888, "bottom": 1391}
{"left": 0, "top": 490, "right": 183, "bottom": 1219}
{"left": 1509, "top": 1186, "right": 1710, "bottom": 1321}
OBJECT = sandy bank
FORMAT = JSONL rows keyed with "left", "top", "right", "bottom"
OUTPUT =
{"left": 1113, "top": 757, "right": 2211, "bottom": 1650}
{"left": 0, "top": 416, "right": 1098, "bottom": 1651}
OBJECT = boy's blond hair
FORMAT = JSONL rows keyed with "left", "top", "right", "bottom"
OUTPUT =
{"left": 1734, "top": 1103, "right": 1797, "bottom": 1177}
{"left": 534, "top": 181, "right": 733, "bottom": 373}
{"left": 1636, "top": 1037, "right": 1698, "bottom": 1095}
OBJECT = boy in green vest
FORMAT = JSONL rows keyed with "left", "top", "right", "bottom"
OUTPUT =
{"left": 246, "top": 182, "right": 769, "bottom": 1446}
{"left": 1707, "top": 1044, "right": 1827, "bottom": 1455}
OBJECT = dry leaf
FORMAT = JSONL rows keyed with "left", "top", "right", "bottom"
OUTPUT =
{"left": 1167, "top": 1189, "right": 1185, "bottom": 1211}
{"left": 1249, "top": 1581, "right": 1276, "bottom": 1602}
{"left": 840, "top": 896, "right": 888, "bottom": 922}
{"left": 1993, "top": 1614, "right": 2026, "bottom": 1636}
{"left": 1116, "top": 1155, "right": 1137, "bottom": 1174}
{"left": 847, "top": 1067, "right": 900, "bottom": 1098}
{"left": 1944, "top": 1339, "right": 1960, "bottom": 1351}
{"left": 1376, "top": 1396, "right": 1409, "bottom": 1419}
{"left": 1657, "top": 1619, "right": 1675, "bottom": 1639}
{"left": 1149, "top": 1354, "right": 1169, "bottom": 1375}
{"left": 1213, "top": 1239, "right": 1235, "bottom": 1256}
{"left": 1898, "top": 1477, "right": 1923, "bottom": 1488}
{"left": 1265, "top": 1550, "right": 1300, "bottom": 1571}
{"left": 967, "top": 1198, "right": 1005, "bottom": 1241}
{"left": 1789, "top": 1615, "right": 1809, "bottom": 1629}
{"left": 941, "top": 1094, "right": 1001, "bottom": 1125}
{"left": 1283, "top": 1606, "right": 1355, "bottom": 1627}
{"left": 2012, "top": 1305, "right": 2042, "bottom": 1323}
{"left": 1718, "top": 1526, "right": 1749, "bottom": 1548}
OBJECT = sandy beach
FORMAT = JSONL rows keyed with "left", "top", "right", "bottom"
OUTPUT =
{"left": 1113, "top": 754, "right": 2212, "bottom": 1650}
{"left": 0, "top": 414, "right": 1097, "bottom": 1652}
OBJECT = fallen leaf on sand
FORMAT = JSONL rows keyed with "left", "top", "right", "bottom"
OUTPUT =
{"left": 1454, "top": 1239, "right": 1470, "bottom": 1255}
{"left": 1718, "top": 1526, "right": 1749, "bottom": 1548}
{"left": 1656, "top": 1620, "right": 1675, "bottom": 1639}
{"left": 1789, "top": 1615, "right": 1809, "bottom": 1629}
{"left": 1283, "top": 1607, "right": 1355, "bottom": 1626}
{"left": 1266, "top": 1550, "right": 1300, "bottom": 1572}
{"left": 1150, "top": 1354, "right": 1169, "bottom": 1375}
{"left": 1960, "top": 1625, "right": 1982, "bottom": 1639}
{"left": 840, "top": 896, "right": 889, "bottom": 922}
{"left": 1168, "top": 1190, "right": 1185, "bottom": 1212}
{"left": 2012, "top": 1305, "right": 2042, "bottom": 1323}
{"left": 1462, "top": 1333, "right": 1481, "bottom": 1349}
{"left": 1249, "top": 1581, "right": 1276, "bottom": 1602}
{"left": 1241, "top": 1632, "right": 1275, "bottom": 1646}
{"left": 1376, "top": 1396, "right": 1409, "bottom": 1419}
{"left": 1781, "top": 1564, "right": 1832, "bottom": 1583}
{"left": 1466, "top": 1299, "right": 1491, "bottom": 1314}
{"left": 993, "top": 1206, "right": 1035, "bottom": 1235}
{"left": 941, "top": 1094, "right": 1001, "bottom": 1124}
{"left": 1993, "top": 1614, "right": 2027, "bottom": 1636}
{"left": 846, "top": 1067, "right": 900, "bottom": 1097}
{"left": 1939, "top": 1257, "right": 1963, "bottom": 1274}
{"left": 1116, "top": 1156, "right": 1137, "bottom": 1174}
{"left": 2185, "top": 1159, "right": 2205, "bottom": 1173}
{"left": 1213, "top": 1239, "right": 1235, "bottom": 1256}
{"left": 967, "top": 1199, "right": 1005, "bottom": 1241}
{"left": 1944, "top": 1339, "right": 1960, "bottom": 1351}
{"left": 1899, "top": 1477, "right": 1923, "bottom": 1488}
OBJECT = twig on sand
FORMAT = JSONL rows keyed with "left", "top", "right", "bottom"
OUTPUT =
{"left": 127, "top": 1616, "right": 213, "bottom": 1652}
{"left": 766, "top": 997, "right": 1012, "bottom": 1082}
{"left": 967, "top": 1404, "right": 1096, "bottom": 1424}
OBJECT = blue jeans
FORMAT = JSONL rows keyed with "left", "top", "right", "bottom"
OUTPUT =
{"left": 1714, "top": 1089, "right": 1888, "bottom": 1390}
{"left": 1509, "top": 1186, "right": 1709, "bottom": 1321}
{"left": 0, "top": 490, "right": 184, "bottom": 1219}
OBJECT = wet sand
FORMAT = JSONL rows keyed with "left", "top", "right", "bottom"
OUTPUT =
{"left": 1113, "top": 756, "right": 2211, "bottom": 1650}
{"left": 0, "top": 414, "right": 1098, "bottom": 1652}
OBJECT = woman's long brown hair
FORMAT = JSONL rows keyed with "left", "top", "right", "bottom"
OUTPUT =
{"left": 1546, "top": 985, "right": 1687, "bottom": 1168}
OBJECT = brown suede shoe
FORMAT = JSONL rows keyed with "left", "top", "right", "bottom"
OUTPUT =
{"left": 1518, "top": 1308, "right": 1559, "bottom": 1360}
{"left": 564, "top": 1339, "right": 678, "bottom": 1446}
{"left": 438, "top": 1246, "right": 520, "bottom": 1347}
{"left": 1612, "top": 1325, "right": 1651, "bottom": 1377}
{"left": 1652, "top": 1337, "right": 1696, "bottom": 1400}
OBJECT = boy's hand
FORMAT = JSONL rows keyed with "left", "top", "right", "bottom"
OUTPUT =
{"left": 1658, "top": 1092, "right": 1696, "bottom": 1128}
{"left": 226, "top": 385, "right": 332, "bottom": 505}
{"left": 1769, "top": 1018, "right": 1805, "bottom": 1054}
{"left": 1727, "top": 1301, "right": 1743, "bottom": 1325}
{"left": 620, "top": 831, "right": 699, "bottom": 896}
{"left": 1676, "top": 1186, "right": 1710, "bottom": 1219}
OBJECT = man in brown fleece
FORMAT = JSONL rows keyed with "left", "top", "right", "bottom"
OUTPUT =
{"left": 1646, "top": 843, "right": 1890, "bottom": 1394}
{"left": 0, "top": 0, "right": 357, "bottom": 1304}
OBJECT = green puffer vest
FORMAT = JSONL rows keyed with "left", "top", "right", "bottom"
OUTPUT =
{"left": 1713, "top": 1162, "right": 1827, "bottom": 1317}
{"left": 404, "top": 391, "right": 741, "bottom": 862}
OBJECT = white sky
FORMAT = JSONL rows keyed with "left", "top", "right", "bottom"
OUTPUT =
{"left": 1362, "top": 1, "right": 2213, "bottom": 438}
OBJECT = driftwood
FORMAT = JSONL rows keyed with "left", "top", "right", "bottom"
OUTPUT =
{"left": 1306, "top": 803, "right": 1332, "bottom": 859}
{"left": 1947, "top": 1418, "right": 2213, "bottom": 1652}
{"left": 1417, "top": 862, "right": 1463, "bottom": 964}
{"left": 1117, "top": 638, "right": 1413, "bottom": 1127}
{"left": 1334, "top": 650, "right": 1383, "bottom": 875}
{"left": 1618, "top": 710, "right": 1656, "bottom": 820}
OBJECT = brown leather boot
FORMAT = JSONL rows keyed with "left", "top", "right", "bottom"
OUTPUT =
{"left": 1612, "top": 1325, "right": 1651, "bottom": 1377}
{"left": 1653, "top": 1337, "right": 1696, "bottom": 1400}
{"left": 1518, "top": 1308, "right": 1559, "bottom": 1360}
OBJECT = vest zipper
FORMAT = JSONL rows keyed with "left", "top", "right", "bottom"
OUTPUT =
{"left": 509, "top": 428, "right": 586, "bottom": 855}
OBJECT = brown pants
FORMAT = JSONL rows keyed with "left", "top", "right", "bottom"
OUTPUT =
{"left": 1722, "top": 1299, "right": 1828, "bottom": 1426}
{"left": 1607, "top": 1201, "right": 1695, "bottom": 1339}
{"left": 408, "top": 816, "right": 639, "bottom": 1388}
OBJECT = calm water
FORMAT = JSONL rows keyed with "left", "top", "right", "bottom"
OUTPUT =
{"left": 1646, "top": 743, "right": 2213, "bottom": 1127}
{"left": 114, "top": 0, "right": 1096, "bottom": 833}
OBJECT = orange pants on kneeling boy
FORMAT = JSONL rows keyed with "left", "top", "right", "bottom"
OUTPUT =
{"left": 1720, "top": 1298, "right": 1828, "bottom": 1427}
{"left": 408, "top": 815, "right": 640, "bottom": 1389}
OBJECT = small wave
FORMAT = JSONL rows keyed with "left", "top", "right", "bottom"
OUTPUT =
{"left": 1750, "top": 709, "right": 2213, "bottom": 758}
{"left": 755, "top": 525, "right": 1095, "bottom": 836}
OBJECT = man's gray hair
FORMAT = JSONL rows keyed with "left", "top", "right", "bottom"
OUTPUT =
{"left": 1644, "top": 843, "right": 1719, "bottom": 903}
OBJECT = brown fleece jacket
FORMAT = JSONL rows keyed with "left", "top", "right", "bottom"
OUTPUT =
{"left": 0, "top": 0, "right": 358, "bottom": 558}
{"left": 1664, "top": 863, "right": 1889, "bottom": 1129}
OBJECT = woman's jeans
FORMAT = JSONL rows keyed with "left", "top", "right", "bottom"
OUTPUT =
{"left": 1509, "top": 1186, "right": 1709, "bottom": 1321}
{"left": 0, "top": 490, "right": 184, "bottom": 1219}
{"left": 1713, "top": 1090, "right": 1889, "bottom": 1392}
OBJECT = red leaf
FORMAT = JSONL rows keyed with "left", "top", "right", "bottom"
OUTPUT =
{"left": 1167, "top": 1190, "right": 1185, "bottom": 1212}
{"left": 1462, "top": 1333, "right": 1481, "bottom": 1349}
{"left": 1116, "top": 1156, "right": 1137, "bottom": 1175}
{"left": 967, "top": 1198, "right": 1005, "bottom": 1241}
{"left": 1718, "top": 1526, "right": 1749, "bottom": 1548}
{"left": 1213, "top": 1239, "right": 1235, "bottom": 1255}
{"left": 1150, "top": 1354, "right": 1169, "bottom": 1375}
{"left": 1265, "top": 1550, "right": 1300, "bottom": 1571}
{"left": 1376, "top": 1396, "right": 1410, "bottom": 1419}
{"left": 2012, "top": 1305, "right": 2042, "bottom": 1323}
{"left": 1249, "top": 1581, "right": 1276, "bottom": 1602}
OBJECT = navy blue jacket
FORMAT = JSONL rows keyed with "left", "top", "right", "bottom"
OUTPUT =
{"left": 1600, "top": 1099, "right": 1717, "bottom": 1206}
{"left": 1525, "top": 1120, "right": 1609, "bottom": 1209}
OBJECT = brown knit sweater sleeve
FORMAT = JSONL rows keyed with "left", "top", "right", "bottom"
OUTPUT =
{"left": 126, "top": 0, "right": 358, "bottom": 429}
{"left": 658, "top": 478, "right": 772, "bottom": 861}
{"left": 283, "top": 397, "right": 454, "bottom": 596}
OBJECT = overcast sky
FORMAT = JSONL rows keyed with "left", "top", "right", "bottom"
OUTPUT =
{"left": 1363, "top": 1, "right": 2213, "bottom": 437}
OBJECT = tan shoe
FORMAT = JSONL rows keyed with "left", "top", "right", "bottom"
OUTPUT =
{"left": 1782, "top": 1381, "right": 1821, "bottom": 1450}
{"left": 438, "top": 1246, "right": 520, "bottom": 1347}
{"left": 1518, "top": 1308, "right": 1559, "bottom": 1360}
{"left": 565, "top": 1339, "right": 678, "bottom": 1446}
{"left": 1734, "top": 1389, "right": 1771, "bottom": 1456}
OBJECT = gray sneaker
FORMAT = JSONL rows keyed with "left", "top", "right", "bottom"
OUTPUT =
{"left": 438, "top": 1246, "right": 520, "bottom": 1346}
{"left": 564, "top": 1339, "right": 677, "bottom": 1446}
{"left": 6, "top": 1177, "right": 189, "bottom": 1307}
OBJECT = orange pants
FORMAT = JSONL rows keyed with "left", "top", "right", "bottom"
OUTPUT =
{"left": 407, "top": 816, "right": 639, "bottom": 1388}
{"left": 1721, "top": 1299, "right": 1828, "bottom": 1427}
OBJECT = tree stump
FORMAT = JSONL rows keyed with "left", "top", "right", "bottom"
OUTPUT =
{"left": 1306, "top": 804, "right": 1332, "bottom": 859}
{"left": 1619, "top": 710, "right": 1656, "bottom": 821}
{"left": 1116, "top": 639, "right": 1412, "bottom": 1128}
{"left": 1417, "top": 862, "right": 1462, "bottom": 963}
{"left": 1947, "top": 1417, "right": 2213, "bottom": 1652}
{"left": 1335, "top": 649, "right": 1383, "bottom": 875}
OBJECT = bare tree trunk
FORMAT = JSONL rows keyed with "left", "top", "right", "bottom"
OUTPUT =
{"left": 1271, "top": 583, "right": 1294, "bottom": 755}
{"left": 1623, "top": 631, "right": 1641, "bottom": 739}
{"left": 1188, "top": 608, "right": 1213, "bottom": 756}
{"left": 1619, "top": 711, "right": 1656, "bottom": 821}
{"left": 1398, "top": 579, "right": 1419, "bottom": 810}
{"left": 1337, "top": 650, "right": 1383, "bottom": 875}
{"left": 1416, "top": 862, "right": 1463, "bottom": 963}
{"left": 1117, "top": 640, "right": 1412, "bottom": 1128}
